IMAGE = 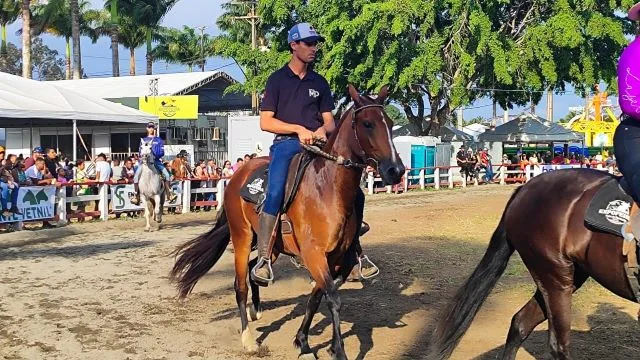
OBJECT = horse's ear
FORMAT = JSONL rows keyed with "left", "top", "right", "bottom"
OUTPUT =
{"left": 348, "top": 84, "right": 364, "bottom": 107}
{"left": 376, "top": 85, "right": 389, "bottom": 104}
{"left": 140, "top": 138, "right": 144, "bottom": 145}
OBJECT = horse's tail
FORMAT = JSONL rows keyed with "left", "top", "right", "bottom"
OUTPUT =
{"left": 427, "top": 186, "right": 522, "bottom": 360}
{"left": 169, "top": 207, "right": 230, "bottom": 298}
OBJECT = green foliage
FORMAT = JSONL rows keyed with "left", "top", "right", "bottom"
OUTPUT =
{"left": 464, "top": 116, "right": 486, "bottom": 126}
{"left": 0, "top": 38, "right": 65, "bottom": 80}
{"left": 384, "top": 104, "right": 407, "bottom": 126}
{"left": 213, "top": 0, "right": 634, "bottom": 136}
{"left": 153, "top": 26, "right": 214, "bottom": 71}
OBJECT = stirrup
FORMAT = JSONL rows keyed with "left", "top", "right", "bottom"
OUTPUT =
{"left": 251, "top": 257, "right": 274, "bottom": 283}
{"left": 359, "top": 255, "right": 380, "bottom": 279}
{"left": 290, "top": 256, "right": 305, "bottom": 269}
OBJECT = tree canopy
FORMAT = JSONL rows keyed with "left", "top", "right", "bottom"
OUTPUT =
{"left": 213, "top": 0, "right": 636, "bottom": 135}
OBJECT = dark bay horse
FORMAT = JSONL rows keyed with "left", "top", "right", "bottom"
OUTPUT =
{"left": 429, "top": 168, "right": 638, "bottom": 360}
{"left": 170, "top": 84, "right": 405, "bottom": 360}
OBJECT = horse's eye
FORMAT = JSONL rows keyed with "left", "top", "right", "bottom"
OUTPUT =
{"left": 363, "top": 121, "right": 373, "bottom": 129}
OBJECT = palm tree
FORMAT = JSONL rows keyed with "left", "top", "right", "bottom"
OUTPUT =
{"left": 109, "top": 0, "right": 179, "bottom": 75}
{"left": 21, "top": 0, "right": 31, "bottom": 78}
{"left": 117, "top": 15, "right": 144, "bottom": 75}
{"left": 85, "top": 7, "right": 120, "bottom": 77}
{"left": 29, "top": 0, "right": 97, "bottom": 79}
{"left": 154, "top": 26, "right": 211, "bottom": 72}
{"left": 69, "top": 0, "right": 80, "bottom": 79}
{"left": 0, "top": 0, "right": 20, "bottom": 56}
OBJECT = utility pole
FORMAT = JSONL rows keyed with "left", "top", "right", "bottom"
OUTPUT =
{"left": 196, "top": 26, "right": 207, "bottom": 72}
{"left": 232, "top": 0, "right": 260, "bottom": 115}
{"left": 546, "top": 88, "right": 553, "bottom": 122}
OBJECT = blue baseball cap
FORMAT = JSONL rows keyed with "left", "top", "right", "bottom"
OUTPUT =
{"left": 287, "top": 23, "right": 325, "bottom": 43}
{"left": 32, "top": 146, "right": 44, "bottom": 153}
{"left": 146, "top": 121, "right": 157, "bottom": 129}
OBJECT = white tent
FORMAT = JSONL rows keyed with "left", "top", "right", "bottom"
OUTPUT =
{"left": 0, "top": 72, "right": 157, "bottom": 160}
{"left": 0, "top": 72, "right": 157, "bottom": 123}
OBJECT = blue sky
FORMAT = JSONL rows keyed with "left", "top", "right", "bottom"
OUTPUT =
{"left": 4, "top": 0, "right": 611, "bottom": 121}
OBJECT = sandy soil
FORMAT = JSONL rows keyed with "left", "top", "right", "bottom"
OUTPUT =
{"left": 1, "top": 185, "right": 639, "bottom": 360}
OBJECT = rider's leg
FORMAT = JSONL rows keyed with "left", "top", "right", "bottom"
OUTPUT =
{"left": 130, "top": 165, "right": 143, "bottom": 205}
{"left": 155, "top": 161, "right": 177, "bottom": 202}
{"left": 251, "top": 139, "right": 302, "bottom": 286}
{"left": 8, "top": 183, "right": 21, "bottom": 214}
{"left": 0, "top": 182, "right": 9, "bottom": 214}
{"left": 352, "top": 187, "right": 379, "bottom": 279}
{"left": 614, "top": 116, "right": 640, "bottom": 238}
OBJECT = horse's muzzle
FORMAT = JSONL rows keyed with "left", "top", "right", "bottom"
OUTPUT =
{"left": 379, "top": 160, "right": 405, "bottom": 185}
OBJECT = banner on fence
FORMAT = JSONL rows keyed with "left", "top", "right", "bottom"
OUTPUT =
{"left": 110, "top": 182, "right": 182, "bottom": 212}
{"left": 0, "top": 186, "right": 56, "bottom": 223}
{"left": 540, "top": 164, "right": 581, "bottom": 173}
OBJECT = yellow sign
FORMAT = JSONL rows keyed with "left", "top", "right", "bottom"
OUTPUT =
{"left": 138, "top": 96, "right": 199, "bottom": 119}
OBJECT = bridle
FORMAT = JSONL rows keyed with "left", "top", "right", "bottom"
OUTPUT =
{"left": 300, "top": 103, "right": 386, "bottom": 170}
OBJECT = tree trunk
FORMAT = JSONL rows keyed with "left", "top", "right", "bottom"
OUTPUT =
{"left": 70, "top": 0, "right": 81, "bottom": 79}
{"left": 65, "top": 37, "right": 71, "bottom": 80}
{"left": 129, "top": 47, "right": 135, "bottom": 76}
{"left": 110, "top": 30, "right": 119, "bottom": 77}
{"left": 1, "top": 24, "right": 7, "bottom": 56}
{"left": 146, "top": 29, "right": 152, "bottom": 75}
{"left": 21, "top": 0, "right": 31, "bottom": 79}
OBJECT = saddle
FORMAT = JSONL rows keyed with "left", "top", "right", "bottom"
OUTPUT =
{"left": 585, "top": 177, "right": 640, "bottom": 302}
{"left": 239, "top": 150, "right": 316, "bottom": 253}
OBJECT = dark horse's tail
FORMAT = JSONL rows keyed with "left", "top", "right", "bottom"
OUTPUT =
{"left": 427, "top": 186, "right": 522, "bottom": 360}
{"left": 169, "top": 208, "right": 230, "bottom": 298}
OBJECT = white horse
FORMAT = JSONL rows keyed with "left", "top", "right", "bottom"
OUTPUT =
{"left": 139, "top": 140, "right": 165, "bottom": 231}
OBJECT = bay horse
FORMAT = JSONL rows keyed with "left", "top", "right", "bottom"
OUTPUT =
{"left": 428, "top": 168, "right": 640, "bottom": 360}
{"left": 138, "top": 140, "right": 165, "bottom": 232}
{"left": 170, "top": 84, "right": 405, "bottom": 359}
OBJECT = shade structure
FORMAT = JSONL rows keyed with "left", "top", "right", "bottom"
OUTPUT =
{"left": 478, "top": 113, "right": 584, "bottom": 142}
{"left": 0, "top": 71, "right": 157, "bottom": 127}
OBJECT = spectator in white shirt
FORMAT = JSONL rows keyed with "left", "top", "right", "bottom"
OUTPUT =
{"left": 94, "top": 154, "right": 112, "bottom": 183}
{"left": 25, "top": 158, "right": 55, "bottom": 185}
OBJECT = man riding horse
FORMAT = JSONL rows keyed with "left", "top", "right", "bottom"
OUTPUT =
{"left": 251, "top": 23, "right": 378, "bottom": 285}
{"left": 131, "top": 122, "right": 177, "bottom": 205}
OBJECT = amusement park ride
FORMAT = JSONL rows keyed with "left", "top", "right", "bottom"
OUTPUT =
{"left": 563, "top": 85, "right": 620, "bottom": 147}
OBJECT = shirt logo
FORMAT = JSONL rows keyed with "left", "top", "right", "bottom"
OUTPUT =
{"left": 309, "top": 89, "right": 320, "bottom": 98}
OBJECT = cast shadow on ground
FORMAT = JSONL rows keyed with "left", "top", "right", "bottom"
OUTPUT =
{"left": 474, "top": 302, "right": 640, "bottom": 360}
{"left": 205, "top": 236, "right": 517, "bottom": 360}
{"left": 0, "top": 240, "right": 154, "bottom": 260}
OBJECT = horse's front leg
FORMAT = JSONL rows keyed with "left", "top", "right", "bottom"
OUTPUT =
{"left": 144, "top": 199, "right": 152, "bottom": 232}
{"left": 154, "top": 194, "right": 163, "bottom": 226}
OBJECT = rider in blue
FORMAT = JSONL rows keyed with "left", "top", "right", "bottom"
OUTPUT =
{"left": 251, "top": 23, "right": 377, "bottom": 285}
{"left": 130, "top": 122, "right": 177, "bottom": 205}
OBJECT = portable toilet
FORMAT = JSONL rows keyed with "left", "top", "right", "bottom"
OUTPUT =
{"left": 411, "top": 145, "right": 426, "bottom": 185}
{"left": 425, "top": 146, "right": 436, "bottom": 182}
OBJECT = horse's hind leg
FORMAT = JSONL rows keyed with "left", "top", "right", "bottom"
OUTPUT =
{"left": 247, "top": 256, "right": 263, "bottom": 321}
{"left": 154, "top": 195, "right": 163, "bottom": 228}
{"left": 502, "top": 268, "right": 588, "bottom": 360}
{"left": 294, "top": 285, "right": 323, "bottom": 359}
{"left": 232, "top": 225, "right": 260, "bottom": 352}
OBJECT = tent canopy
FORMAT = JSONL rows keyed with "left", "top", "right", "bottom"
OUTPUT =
{"left": 478, "top": 113, "right": 584, "bottom": 142}
{"left": 0, "top": 72, "right": 157, "bottom": 127}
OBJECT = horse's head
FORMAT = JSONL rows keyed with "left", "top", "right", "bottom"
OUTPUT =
{"left": 347, "top": 84, "right": 405, "bottom": 185}
{"left": 140, "top": 139, "right": 154, "bottom": 164}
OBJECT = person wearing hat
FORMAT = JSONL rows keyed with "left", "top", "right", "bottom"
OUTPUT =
{"left": 23, "top": 146, "right": 43, "bottom": 170}
{"left": 130, "top": 122, "right": 177, "bottom": 205}
{"left": 616, "top": 2, "right": 640, "bottom": 239}
{"left": 251, "top": 22, "right": 377, "bottom": 285}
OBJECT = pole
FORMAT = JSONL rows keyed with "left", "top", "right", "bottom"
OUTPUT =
{"left": 232, "top": 1, "right": 260, "bottom": 115}
{"left": 197, "top": 26, "right": 206, "bottom": 72}
{"left": 72, "top": 119, "right": 77, "bottom": 162}
{"left": 546, "top": 88, "right": 553, "bottom": 122}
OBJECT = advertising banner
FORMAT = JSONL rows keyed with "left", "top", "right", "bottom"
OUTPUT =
{"left": 0, "top": 186, "right": 56, "bottom": 223}
{"left": 138, "top": 96, "right": 199, "bottom": 119}
{"left": 110, "top": 182, "right": 182, "bottom": 212}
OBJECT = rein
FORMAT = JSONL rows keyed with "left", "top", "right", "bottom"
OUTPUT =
{"left": 300, "top": 104, "right": 385, "bottom": 170}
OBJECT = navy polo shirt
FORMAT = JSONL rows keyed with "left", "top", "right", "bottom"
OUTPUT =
{"left": 261, "top": 64, "right": 334, "bottom": 132}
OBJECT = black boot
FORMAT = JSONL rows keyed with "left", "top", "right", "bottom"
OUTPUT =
{"left": 251, "top": 212, "right": 278, "bottom": 286}
{"left": 130, "top": 183, "right": 141, "bottom": 205}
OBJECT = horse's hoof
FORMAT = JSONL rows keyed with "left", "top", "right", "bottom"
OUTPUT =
{"left": 298, "top": 353, "right": 317, "bottom": 360}
{"left": 144, "top": 227, "right": 151, "bottom": 232}
{"left": 247, "top": 304, "right": 263, "bottom": 322}
{"left": 327, "top": 348, "right": 347, "bottom": 360}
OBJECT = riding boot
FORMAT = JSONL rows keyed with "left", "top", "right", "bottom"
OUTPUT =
{"left": 359, "top": 221, "right": 370, "bottom": 236}
{"left": 164, "top": 181, "right": 177, "bottom": 202}
{"left": 130, "top": 183, "right": 141, "bottom": 205}
{"left": 251, "top": 212, "right": 278, "bottom": 286}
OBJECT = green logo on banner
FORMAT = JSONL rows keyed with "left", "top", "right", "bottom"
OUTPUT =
{"left": 22, "top": 189, "right": 49, "bottom": 205}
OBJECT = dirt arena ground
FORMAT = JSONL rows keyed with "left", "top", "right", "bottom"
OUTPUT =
{"left": 1, "top": 185, "right": 639, "bottom": 360}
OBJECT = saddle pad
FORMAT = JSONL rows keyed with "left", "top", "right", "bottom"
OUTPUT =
{"left": 240, "top": 163, "right": 268, "bottom": 205}
{"left": 585, "top": 178, "right": 633, "bottom": 237}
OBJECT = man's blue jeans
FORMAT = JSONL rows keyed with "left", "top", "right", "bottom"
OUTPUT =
{"left": 134, "top": 160, "right": 171, "bottom": 183}
{"left": 0, "top": 181, "right": 19, "bottom": 210}
{"left": 263, "top": 139, "right": 302, "bottom": 216}
{"left": 484, "top": 163, "right": 494, "bottom": 181}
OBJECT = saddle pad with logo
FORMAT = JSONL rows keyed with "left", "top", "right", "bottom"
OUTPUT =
{"left": 585, "top": 178, "right": 633, "bottom": 237}
{"left": 240, "top": 163, "right": 269, "bottom": 206}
